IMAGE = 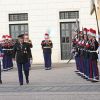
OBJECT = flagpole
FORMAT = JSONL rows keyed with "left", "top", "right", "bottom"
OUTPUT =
{"left": 94, "top": 2, "right": 100, "bottom": 35}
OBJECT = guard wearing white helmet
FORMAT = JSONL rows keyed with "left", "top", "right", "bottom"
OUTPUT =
{"left": 89, "top": 29, "right": 99, "bottom": 82}
{"left": 41, "top": 33, "right": 53, "bottom": 70}
{"left": 2, "top": 35, "right": 13, "bottom": 71}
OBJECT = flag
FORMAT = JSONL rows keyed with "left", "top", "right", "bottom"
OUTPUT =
{"left": 97, "top": 0, "right": 100, "bottom": 19}
{"left": 90, "top": 0, "right": 95, "bottom": 15}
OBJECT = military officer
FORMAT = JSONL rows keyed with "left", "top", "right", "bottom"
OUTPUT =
{"left": 41, "top": 33, "right": 53, "bottom": 70}
{"left": 13, "top": 34, "right": 32, "bottom": 85}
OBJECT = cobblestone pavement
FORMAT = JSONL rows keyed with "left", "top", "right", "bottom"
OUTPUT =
{"left": 0, "top": 63, "right": 100, "bottom": 100}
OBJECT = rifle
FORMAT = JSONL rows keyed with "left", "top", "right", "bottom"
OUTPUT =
{"left": 66, "top": 53, "right": 74, "bottom": 64}
{"left": 67, "top": 19, "right": 80, "bottom": 64}
{"left": 91, "top": 0, "right": 100, "bottom": 42}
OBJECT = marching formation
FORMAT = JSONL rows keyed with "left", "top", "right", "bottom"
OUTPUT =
{"left": 72, "top": 28, "right": 99, "bottom": 82}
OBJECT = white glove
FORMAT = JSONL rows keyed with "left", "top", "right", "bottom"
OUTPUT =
{"left": 30, "top": 59, "right": 33, "bottom": 65}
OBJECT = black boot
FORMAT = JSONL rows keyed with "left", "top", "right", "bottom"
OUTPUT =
{"left": 24, "top": 71, "right": 29, "bottom": 84}
{"left": 26, "top": 79, "right": 29, "bottom": 84}
{"left": 20, "top": 83, "right": 23, "bottom": 86}
{"left": 0, "top": 80, "right": 2, "bottom": 84}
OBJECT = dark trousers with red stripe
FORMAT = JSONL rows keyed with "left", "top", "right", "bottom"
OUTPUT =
{"left": 43, "top": 52, "right": 51, "bottom": 68}
{"left": 79, "top": 56, "right": 84, "bottom": 74}
{"left": 84, "top": 58, "right": 89, "bottom": 78}
{"left": 3, "top": 55, "right": 13, "bottom": 70}
{"left": 89, "top": 59, "right": 99, "bottom": 79}
{"left": 75, "top": 56, "right": 79, "bottom": 71}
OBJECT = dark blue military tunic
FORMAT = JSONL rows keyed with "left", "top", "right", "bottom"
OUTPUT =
{"left": 2, "top": 41, "right": 13, "bottom": 71}
{"left": 41, "top": 40, "right": 53, "bottom": 70}
{"left": 13, "top": 42, "right": 32, "bottom": 85}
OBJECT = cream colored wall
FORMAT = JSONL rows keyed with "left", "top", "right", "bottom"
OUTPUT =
{"left": 0, "top": 0, "right": 98, "bottom": 63}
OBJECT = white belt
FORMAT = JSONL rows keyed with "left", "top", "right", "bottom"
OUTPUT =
{"left": 80, "top": 49, "right": 84, "bottom": 51}
{"left": 3, "top": 49, "right": 13, "bottom": 50}
{"left": 43, "top": 47, "right": 51, "bottom": 48}
{"left": 86, "top": 50, "right": 90, "bottom": 52}
{"left": 89, "top": 51, "right": 97, "bottom": 53}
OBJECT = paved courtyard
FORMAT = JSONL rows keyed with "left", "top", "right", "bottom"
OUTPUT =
{"left": 0, "top": 63, "right": 100, "bottom": 100}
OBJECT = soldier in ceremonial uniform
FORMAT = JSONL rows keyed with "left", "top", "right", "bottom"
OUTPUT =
{"left": 72, "top": 31, "right": 82, "bottom": 73}
{"left": 82, "top": 28, "right": 91, "bottom": 79}
{"left": 77, "top": 31, "right": 84, "bottom": 76}
{"left": 73, "top": 27, "right": 99, "bottom": 82}
{"left": 84, "top": 29, "right": 90, "bottom": 79}
{"left": 72, "top": 31, "right": 82, "bottom": 75}
{"left": 41, "top": 33, "right": 53, "bottom": 70}
{"left": 13, "top": 34, "right": 32, "bottom": 85}
{"left": 89, "top": 29, "right": 99, "bottom": 82}
{"left": 2, "top": 35, "right": 13, "bottom": 71}
{"left": 72, "top": 34, "right": 79, "bottom": 72}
